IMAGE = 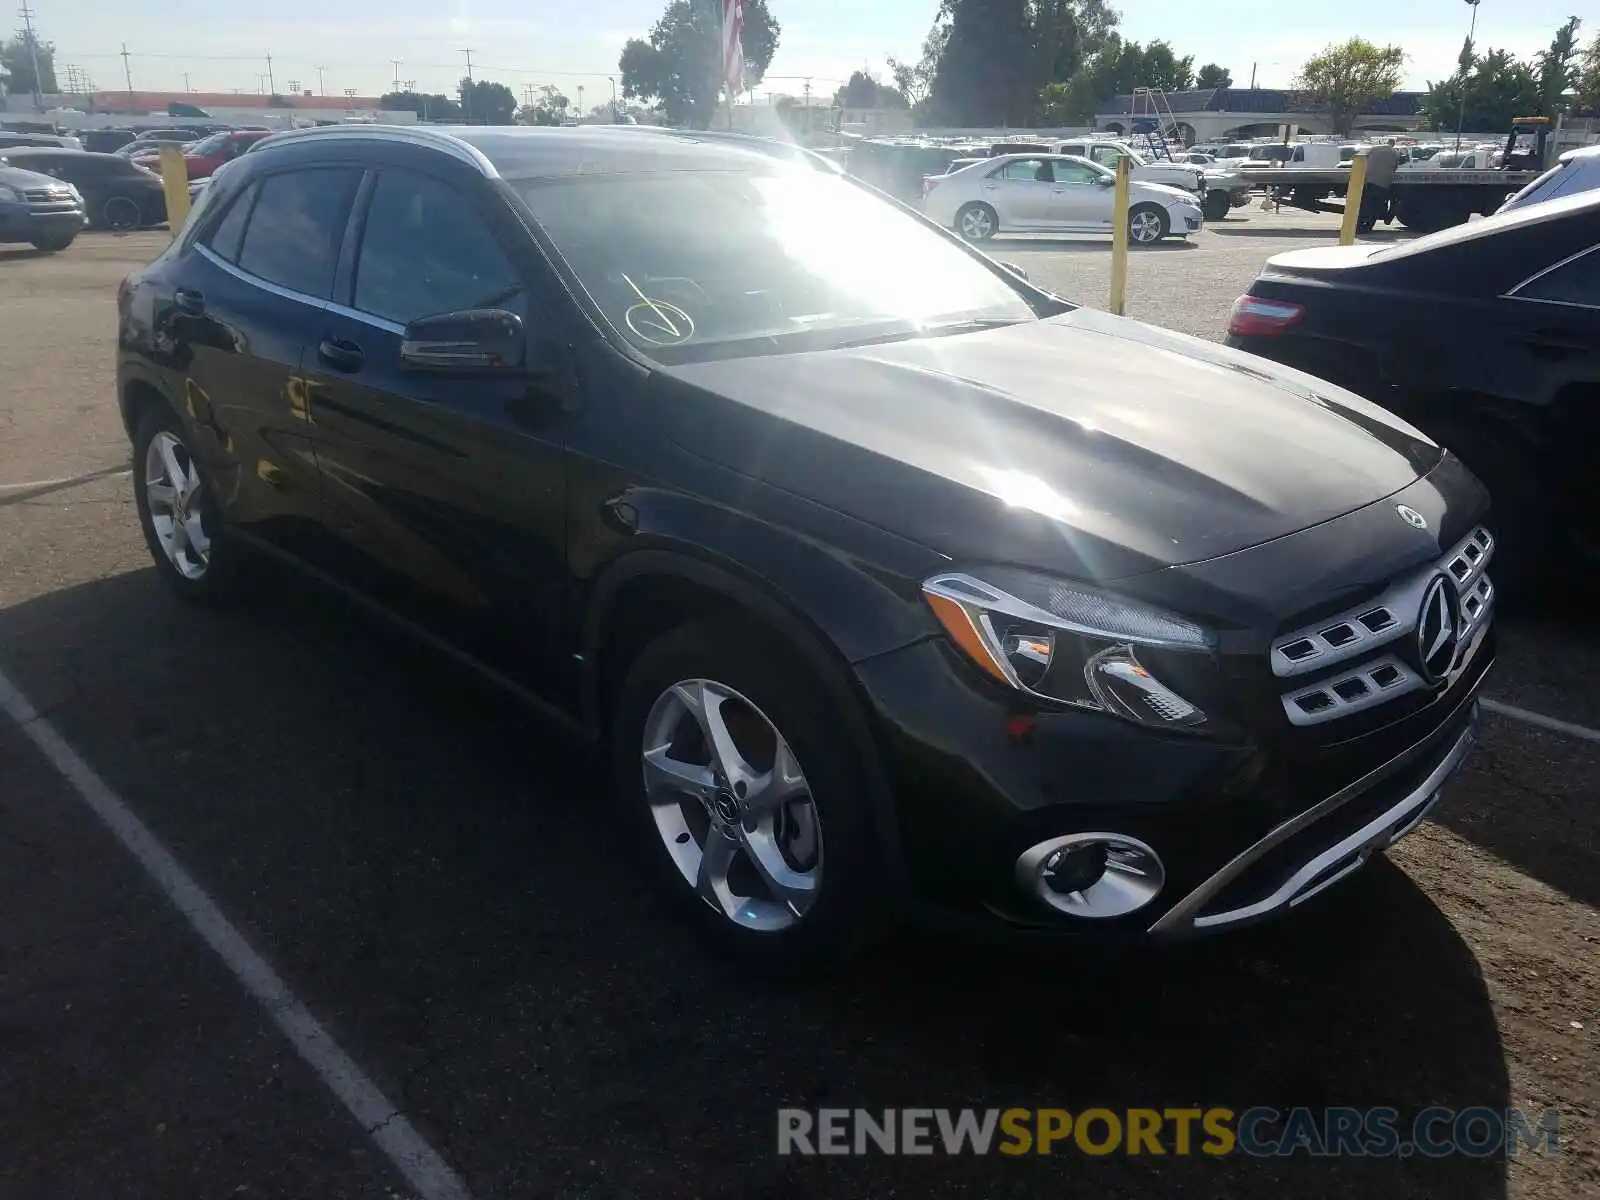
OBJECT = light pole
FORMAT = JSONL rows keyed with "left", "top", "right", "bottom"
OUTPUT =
{"left": 1455, "top": 0, "right": 1481, "bottom": 151}
{"left": 609, "top": 75, "right": 619, "bottom": 122}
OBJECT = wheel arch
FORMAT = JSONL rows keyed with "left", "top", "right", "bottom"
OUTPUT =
{"left": 581, "top": 545, "right": 916, "bottom": 901}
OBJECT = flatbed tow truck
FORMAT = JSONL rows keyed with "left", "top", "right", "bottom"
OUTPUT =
{"left": 1247, "top": 118, "right": 1552, "bottom": 233}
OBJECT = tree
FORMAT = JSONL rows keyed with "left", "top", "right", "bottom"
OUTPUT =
{"left": 1421, "top": 45, "right": 1538, "bottom": 134}
{"left": 1196, "top": 63, "right": 1232, "bottom": 89}
{"left": 1140, "top": 40, "right": 1195, "bottom": 92}
{"left": 518, "top": 85, "right": 569, "bottom": 126}
{"left": 927, "top": 0, "right": 1036, "bottom": 125}
{"left": 1, "top": 32, "right": 57, "bottom": 95}
{"left": 378, "top": 90, "right": 462, "bottom": 121}
{"left": 619, "top": 0, "right": 780, "bottom": 128}
{"left": 1292, "top": 37, "right": 1406, "bottom": 135}
{"left": 1534, "top": 16, "right": 1582, "bottom": 115}
{"left": 832, "top": 70, "right": 907, "bottom": 109}
{"left": 1579, "top": 31, "right": 1600, "bottom": 110}
{"left": 459, "top": 79, "right": 518, "bottom": 124}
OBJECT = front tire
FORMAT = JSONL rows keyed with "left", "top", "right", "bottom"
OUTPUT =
{"left": 955, "top": 202, "right": 997, "bottom": 242}
{"left": 1203, "top": 189, "right": 1231, "bottom": 221}
{"left": 132, "top": 406, "right": 242, "bottom": 603}
{"left": 29, "top": 231, "right": 76, "bottom": 252}
{"left": 1129, "top": 203, "right": 1169, "bottom": 246}
{"left": 611, "top": 619, "right": 889, "bottom": 975}
{"left": 100, "top": 195, "right": 141, "bottom": 232}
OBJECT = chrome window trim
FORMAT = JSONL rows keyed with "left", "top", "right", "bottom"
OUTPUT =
{"left": 324, "top": 301, "right": 405, "bottom": 336}
{"left": 195, "top": 243, "right": 329, "bottom": 310}
{"left": 252, "top": 125, "right": 500, "bottom": 178}
{"left": 1503, "top": 241, "right": 1600, "bottom": 309}
{"left": 1150, "top": 696, "right": 1482, "bottom": 935}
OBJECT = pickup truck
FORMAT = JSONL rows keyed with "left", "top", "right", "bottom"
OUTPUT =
{"left": 1052, "top": 138, "right": 1253, "bottom": 220}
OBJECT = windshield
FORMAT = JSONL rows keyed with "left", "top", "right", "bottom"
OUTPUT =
{"left": 187, "top": 132, "right": 228, "bottom": 155}
{"left": 513, "top": 168, "right": 1040, "bottom": 364}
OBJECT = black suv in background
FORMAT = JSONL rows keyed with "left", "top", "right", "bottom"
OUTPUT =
{"left": 117, "top": 126, "right": 1495, "bottom": 971}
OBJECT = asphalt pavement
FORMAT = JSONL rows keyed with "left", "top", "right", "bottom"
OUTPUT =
{"left": 0, "top": 223, "right": 1594, "bottom": 1200}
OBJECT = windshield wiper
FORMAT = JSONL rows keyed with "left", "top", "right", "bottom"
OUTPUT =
{"left": 829, "top": 316, "right": 1029, "bottom": 350}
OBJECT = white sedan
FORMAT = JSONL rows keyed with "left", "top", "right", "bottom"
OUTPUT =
{"left": 921, "top": 154, "right": 1204, "bottom": 245}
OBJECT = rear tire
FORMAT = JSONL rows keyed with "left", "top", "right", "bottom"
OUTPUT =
{"left": 610, "top": 619, "right": 891, "bottom": 976}
{"left": 1429, "top": 418, "right": 1551, "bottom": 598}
{"left": 955, "top": 202, "right": 997, "bottom": 242}
{"left": 1203, "top": 189, "right": 1231, "bottom": 221}
{"left": 131, "top": 406, "right": 243, "bottom": 604}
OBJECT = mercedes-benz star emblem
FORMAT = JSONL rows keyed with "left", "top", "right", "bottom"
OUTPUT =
{"left": 1396, "top": 505, "right": 1428, "bottom": 530}
{"left": 1416, "top": 576, "right": 1460, "bottom": 684}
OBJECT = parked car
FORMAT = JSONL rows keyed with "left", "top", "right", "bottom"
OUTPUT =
{"left": 923, "top": 152, "right": 1203, "bottom": 244}
{"left": 0, "top": 130, "right": 83, "bottom": 151}
{"left": 133, "top": 129, "right": 273, "bottom": 179}
{"left": 1049, "top": 138, "right": 1206, "bottom": 194}
{"left": 1226, "top": 189, "right": 1599, "bottom": 590}
{"left": 117, "top": 124, "right": 1495, "bottom": 971}
{"left": 0, "top": 162, "right": 86, "bottom": 251}
{"left": 118, "top": 137, "right": 195, "bottom": 159}
{"left": 1498, "top": 144, "right": 1600, "bottom": 213}
{"left": 0, "top": 148, "right": 166, "bottom": 230}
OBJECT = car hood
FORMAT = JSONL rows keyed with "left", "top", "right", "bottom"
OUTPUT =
{"left": 1134, "top": 181, "right": 1200, "bottom": 203}
{"left": 655, "top": 309, "right": 1441, "bottom": 582}
{"left": 0, "top": 164, "right": 67, "bottom": 189}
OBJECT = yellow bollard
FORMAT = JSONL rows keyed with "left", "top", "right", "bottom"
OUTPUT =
{"left": 1339, "top": 152, "right": 1369, "bottom": 246}
{"left": 158, "top": 144, "right": 191, "bottom": 235}
{"left": 1108, "top": 155, "right": 1130, "bottom": 316}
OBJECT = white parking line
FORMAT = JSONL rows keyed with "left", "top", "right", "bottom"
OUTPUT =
{"left": 1481, "top": 697, "right": 1600, "bottom": 745}
{"left": 0, "top": 467, "right": 131, "bottom": 490}
{"left": 0, "top": 666, "right": 474, "bottom": 1200}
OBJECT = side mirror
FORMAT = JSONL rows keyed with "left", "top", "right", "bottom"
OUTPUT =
{"left": 999, "top": 261, "right": 1029, "bottom": 281}
{"left": 400, "top": 308, "right": 526, "bottom": 372}
{"left": 1096, "top": 175, "right": 1116, "bottom": 186}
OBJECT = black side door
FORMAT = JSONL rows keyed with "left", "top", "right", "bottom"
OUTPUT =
{"left": 150, "top": 166, "right": 361, "bottom": 555}
{"left": 300, "top": 162, "right": 572, "bottom": 691}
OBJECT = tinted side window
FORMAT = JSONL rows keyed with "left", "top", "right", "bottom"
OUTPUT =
{"left": 236, "top": 168, "right": 360, "bottom": 298}
{"left": 352, "top": 169, "right": 522, "bottom": 325}
{"left": 204, "top": 181, "right": 257, "bottom": 262}
{"left": 1520, "top": 247, "right": 1600, "bottom": 308}
{"left": 1050, "top": 160, "right": 1098, "bottom": 185}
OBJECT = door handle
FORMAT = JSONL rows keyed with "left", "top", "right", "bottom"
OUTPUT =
{"left": 318, "top": 337, "right": 365, "bottom": 373}
{"left": 174, "top": 288, "right": 205, "bottom": 315}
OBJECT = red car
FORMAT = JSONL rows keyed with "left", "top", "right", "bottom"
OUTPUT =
{"left": 134, "top": 130, "right": 272, "bottom": 179}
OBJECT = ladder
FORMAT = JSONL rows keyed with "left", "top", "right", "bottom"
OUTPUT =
{"left": 1128, "top": 86, "right": 1182, "bottom": 160}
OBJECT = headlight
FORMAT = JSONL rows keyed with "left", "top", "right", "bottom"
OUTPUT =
{"left": 923, "top": 570, "right": 1218, "bottom": 733}
{"left": 0, "top": 184, "right": 21, "bottom": 203}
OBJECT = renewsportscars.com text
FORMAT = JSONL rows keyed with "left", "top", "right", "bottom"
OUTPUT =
{"left": 777, "top": 1106, "right": 1561, "bottom": 1158}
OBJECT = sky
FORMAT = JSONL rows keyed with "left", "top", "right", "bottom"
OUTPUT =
{"left": 28, "top": 0, "right": 1585, "bottom": 110}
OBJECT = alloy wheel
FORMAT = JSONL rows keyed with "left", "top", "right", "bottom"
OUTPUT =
{"left": 959, "top": 206, "right": 994, "bottom": 241}
{"left": 641, "top": 678, "right": 822, "bottom": 932}
{"left": 144, "top": 430, "right": 210, "bottom": 580}
{"left": 1130, "top": 210, "right": 1164, "bottom": 244}
{"left": 104, "top": 196, "right": 140, "bottom": 232}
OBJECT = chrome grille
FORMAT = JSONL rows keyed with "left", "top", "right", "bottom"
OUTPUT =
{"left": 1272, "top": 526, "right": 1494, "bottom": 727}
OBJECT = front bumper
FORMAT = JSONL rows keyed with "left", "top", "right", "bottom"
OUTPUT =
{"left": 0, "top": 204, "right": 86, "bottom": 240}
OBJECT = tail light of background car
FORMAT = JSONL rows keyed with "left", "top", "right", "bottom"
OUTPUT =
{"left": 1227, "top": 295, "right": 1305, "bottom": 338}
{"left": 922, "top": 175, "right": 944, "bottom": 198}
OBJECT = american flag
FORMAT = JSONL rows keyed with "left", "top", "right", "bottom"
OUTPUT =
{"left": 722, "top": 0, "right": 745, "bottom": 96}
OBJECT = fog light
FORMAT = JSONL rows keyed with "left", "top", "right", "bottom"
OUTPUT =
{"left": 1016, "top": 833, "right": 1165, "bottom": 918}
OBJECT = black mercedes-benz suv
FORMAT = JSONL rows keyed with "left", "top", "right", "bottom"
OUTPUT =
{"left": 116, "top": 125, "right": 1494, "bottom": 971}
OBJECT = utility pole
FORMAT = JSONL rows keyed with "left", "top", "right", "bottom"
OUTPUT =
{"left": 315, "top": 64, "right": 327, "bottom": 95}
{"left": 803, "top": 77, "right": 811, "bottom": 134}
{"left": 1248, "top": 62, "right": 1257, "bottom": 89}
{"left": 459, "top": 48, "right": 474, "bottom": 122}
{"left": 1455, "top": 0, "right": 1481, "bottom": 150}
{"left": 183, "top": 72, "right": 191, "bottom": 92}
{"left": 265, "top": 52, "right": 275, "bottom": 95}
{"left": 121, "top": 43, "right": 134, "bottom": 107}
{"left": 577, "top": 84, "right": 584, "bottom": 120}
{"left": 18, "top": 1, "right": 44, "bottom": 106}
{"left": 391, "top": 59, "right": 402, "bottom": 93}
